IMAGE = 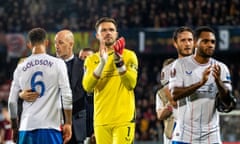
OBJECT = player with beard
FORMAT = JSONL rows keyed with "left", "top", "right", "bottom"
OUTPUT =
{"left": 169, "top": 26, "right": 234, "bottom": 144}
{"left": 8, "top": 28, "right": 72, "bottom": 144}
{"left": 82, "top": 17, "right": 138, "bottom": 144}
{"left": 156, "top": 26, "right": 194, "bottom": 144}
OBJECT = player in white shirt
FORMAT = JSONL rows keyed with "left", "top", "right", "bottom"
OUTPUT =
{"left": 8, "top": 28, "right": 72, "bottom": 144}
{"left": 169, "top": 26, "right": 234, "bottom": 144}
{"left": 156, "top": 58, "right": 175, "bottom": 144}
{"left": 156, "top": 26, "right": 194, "bottom": 144}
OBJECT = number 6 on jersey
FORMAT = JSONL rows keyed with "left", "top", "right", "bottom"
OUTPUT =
{"left": 31, "top": 71, "right": 45, "bottom": 97}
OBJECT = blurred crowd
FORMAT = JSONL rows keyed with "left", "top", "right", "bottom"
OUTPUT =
{"left": 0, "top": 0, "right": 240, "bottom": 143}
{"left": 0, "top": 0, "right": 239, "bottom": 32}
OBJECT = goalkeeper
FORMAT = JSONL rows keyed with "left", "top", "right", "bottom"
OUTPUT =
{"left": 82, "top": 17, "right": 138, "bottom": 144}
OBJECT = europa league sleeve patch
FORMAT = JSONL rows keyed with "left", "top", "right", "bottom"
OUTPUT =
{"left": 170, "top": 68, "right": 176, "bottom": 78}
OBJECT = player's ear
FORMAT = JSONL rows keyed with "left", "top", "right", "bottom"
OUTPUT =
{"left": 26, "top": 42, "right": 32, "bottom": 49}
{"left": 95, "top": 32, "right": 100, "bottom": 41}
{"left": 69, "top": 41, "right": 74, "bottom": 48}
{"left": 173, "top": 41, "right": 177, "bottom": 49}
{"left": 44, "top": 39, "right": 49, "bottom": 47}
{"left": 194, "top": 39, "right": 198, "bottom": 48}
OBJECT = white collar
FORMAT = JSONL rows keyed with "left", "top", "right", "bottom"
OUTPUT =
{"left": 65, "top": 55, "right": 74, "bottom": 62}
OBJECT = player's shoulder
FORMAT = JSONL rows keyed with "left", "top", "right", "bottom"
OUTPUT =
{"left": 211, "top": 58, "right": 229, "bottom": 70}
{"left": 161, "top": 64, "right": 171, "bottom": 74}
{"left": 47, "top": 54, "right": 62, "bottom": 61}
{"left": 86, "top": 52, "right": 99, "bottom": 61}
{"left": 163, "top": 61, "right": 175, "bottom": 70}
{"left": 174, "top": 55, "right": 192, "bottom": 65}
{"left": 84, "top": 52, "right": 100, "bottom": 65}
{"left": 123, "top": 48, "right": 138, "bottom": 61}
{"left": 211, "top": 58, "right": 226, "bottom": 66}
{"left": 17, "top": 56, "right": 32, "bottom": 66}
{"left": 18, "top": 57, "right": 27, "bottom": 65}
{"left": 44, "top": 54, "right": 65, "bottom": 66}
{"left": 124, "top": 48, "right": 136, "bottom": 55}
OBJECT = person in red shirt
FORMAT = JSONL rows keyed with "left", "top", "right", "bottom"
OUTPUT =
{"left": 0, "top": 104, "right": 13, "bottom": 144}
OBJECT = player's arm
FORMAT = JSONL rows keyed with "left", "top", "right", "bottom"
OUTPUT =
{"left": 0, "top": 126, "right": 4, "bottom": 143}
{"left": 19, "top": 89, "right": 39, "bottom": 102}
{"left": 58, "top": 60, "right": 72, "bottom": 143}
{"left": 170, "top": 64, "right": 211, "bottom": 101}
{"left": 82, "top": 55, "right": 100, "bottom": 93}
{"left": 62, "top": 106, "right": 72, "bottom": 144}
{"left": 156, "top": 88, "right": 174, "bottom": 120}
{"left": 156, "top": 93, "right": 173, "bottom": 120}
{"left": 157, "top": 106, "right": 173, "bottom": 120}
{"left": 213, "top": 63, "right": 236, "bottom": 107}
{"left": 163, "top": 86, "right": 177, "bottom": 107}
{"left": 213, "top": 65, "right": 230, "bottom": 103}
{"left": 83, "top": 40, "right": 107, "bottom": 93}
{"left": 8, "top": 69, "right": 21, "bottom": 143}
{"left": 62, "top": 109, "right": 72, "bottom": 144}
{"left": 160, "top": 65, "right": 177, "bottom": 107}
{"left": 113, "top": 37, "right": 138, "bottom": 90}
{"left": 171, "top": 82, "right": 203, "bottom": 101}
{"left": 119, "top": 52, "right": 138, "bottom": 90}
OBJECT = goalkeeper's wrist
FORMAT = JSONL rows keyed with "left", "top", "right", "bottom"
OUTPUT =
{"left": 115, "top": 60, "right": 124, "bottom": 67}
{"left": 114, "top": 52, "right": 122, "bottom": 61}
{"left": 115, "top": 60, "right": 126, "bottom": 74}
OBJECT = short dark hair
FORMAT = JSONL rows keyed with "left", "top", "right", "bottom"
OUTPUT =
{"left": 172, "top": 26, "right": 194, "bottom": 42}
{"left": 194, "top": 26, "right": 215, "bottom": 40}
{"left": 28, "top": 28, "right": 47, "bottom": 46}
{"left": 81, "top": 47, "right": 95, "bottom": 52}
{"left": 95, "top": 17, "right": 118, "bottom": 31}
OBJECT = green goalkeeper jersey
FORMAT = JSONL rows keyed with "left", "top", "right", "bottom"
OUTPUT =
{"left": 83, "top": 49, "right": 138, "bottom": 126}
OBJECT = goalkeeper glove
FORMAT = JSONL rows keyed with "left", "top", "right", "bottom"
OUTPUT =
{"left": 113, "top": 37, "right": 125, "bottom": 58}
{"left": 113, "top": 37, "right": 126, "bottom": 74}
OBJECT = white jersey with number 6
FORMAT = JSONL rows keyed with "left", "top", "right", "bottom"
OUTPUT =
{"left": 8, "top": 53, "right": 72, "bottom": 131}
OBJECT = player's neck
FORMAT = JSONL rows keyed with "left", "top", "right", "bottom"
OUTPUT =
{"left": 32, "top": 45, "right": 46, "bottom": 54}
{"left": 193, "top": 55, "right": 210, "bottom": 64}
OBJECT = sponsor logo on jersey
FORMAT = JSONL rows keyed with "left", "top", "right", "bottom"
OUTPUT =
{"left": 185, "top": 70, "right": 192, "bottom": 75}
